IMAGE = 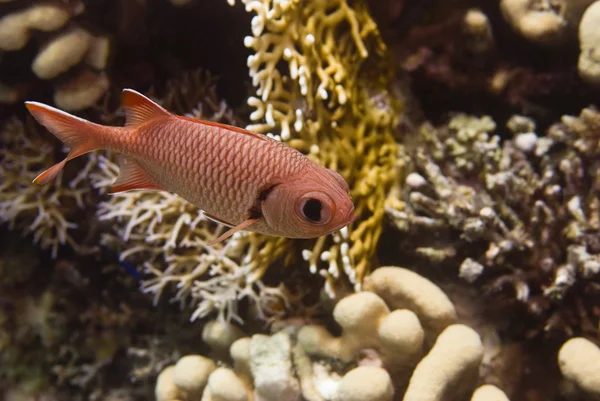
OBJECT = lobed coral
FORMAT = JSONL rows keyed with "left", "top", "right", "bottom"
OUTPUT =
{"left": 558, "top": 336, "right": 600, "bottom": 399}
{"left": 152, "top": 266, "right": 515, "bottom": 401}
{"left": 228, "top": 0, "right": 401, "bottom": 294}
{"left": 0, "top": 1, "right": 111, "bottom": 110}
{"left": 385, "top": 107, "right": 600, "bottom": 341}
{"left": 499, "top": 0, "right": 595, "bottom": 45}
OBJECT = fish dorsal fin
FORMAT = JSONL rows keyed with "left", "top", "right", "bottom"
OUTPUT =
{"left": 110, "top": 155, "right": 164, "bottom": 193}
{"left": 179, "top": 116, "right": 267, "bottom": 141}
{"left": 121, "top": 89, "right": 171, "bottom": 127}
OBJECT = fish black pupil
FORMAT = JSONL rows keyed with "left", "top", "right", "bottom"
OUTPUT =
{"left": 303, "top": 199, "right": 322, "bottom": 222}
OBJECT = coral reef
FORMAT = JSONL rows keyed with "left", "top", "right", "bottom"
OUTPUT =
{"left": 0, "top": 1, "right": 111, "bottom": 110}
{"left": 152, "top": 265, "right": 515, "bottom": 401}
{"left": 0, "top": 116, "right": 98, "bottom": 258}
{"left": 385, "top": 107, "right": 600, "bottom": 341}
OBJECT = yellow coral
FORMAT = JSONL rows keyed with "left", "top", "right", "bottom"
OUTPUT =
{"left": 230, "top": 0, "right": 400, "bottom": 292}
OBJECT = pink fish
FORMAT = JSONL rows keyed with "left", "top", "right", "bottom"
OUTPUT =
{"left": 25, "top": 89, "right": 355, "bottom": 245}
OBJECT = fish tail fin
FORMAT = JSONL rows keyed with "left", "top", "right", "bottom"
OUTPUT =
{"left": 25, "top": 101, "right": 105, "bottom": 184}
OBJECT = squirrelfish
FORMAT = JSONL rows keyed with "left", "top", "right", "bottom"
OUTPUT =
{"left": 25, "top": 89, "right": 355, "bottom": 245}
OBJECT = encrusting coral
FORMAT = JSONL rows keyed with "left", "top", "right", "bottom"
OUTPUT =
{"left": 385, "top": 107, "right": 600, "bottom": 340}
{"left": 153, "top": 266, "right": 514, "bottom": 401}
{"left": 0, "top": 1, "right": 111, "bottom": 110}
{"left": 228, "top": 0, "right": 401, "bottom": 294}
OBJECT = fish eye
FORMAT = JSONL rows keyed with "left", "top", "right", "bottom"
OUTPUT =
{"left": 296, "top": 194, "right": 333, "bottom": 225}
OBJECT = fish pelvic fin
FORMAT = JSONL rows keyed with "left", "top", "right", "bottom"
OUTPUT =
{"left": 110, "top": 155, "right": 164, "bottom": 193}
{"left": 207, "top": 217, "right": 260, "bottom": 246}
{"left": 25, "top": 101, "right": 105, "bottom": 185}
{"left": 121, "top": 89, "right": 171, "bottom": 127}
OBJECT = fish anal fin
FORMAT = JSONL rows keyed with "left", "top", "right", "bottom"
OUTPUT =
{"left": 110, "top": 156, "right": 163, "bottom": 193}
{"left": 121, "top": 89, "right": 171, "bottom": 127}
{"left": 25, "top": 101, "right": 104, "bottom": 185}
{"left": 207, "top": 217, "right": 260, "bottom": 246}
{"left": 179, "top": 116, "right": 267, "bottom": 141}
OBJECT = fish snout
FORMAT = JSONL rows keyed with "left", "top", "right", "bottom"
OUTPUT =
{"left": 343, "top": 205, "right": 356, "bottom": 224}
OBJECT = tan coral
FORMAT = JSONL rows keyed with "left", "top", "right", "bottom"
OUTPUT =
{"left": 173, "top": 355, "right": 217, "bottom": 400}
{"left": 298, "top": 291, "right": 424, "bottom": 370}
{"left": 0, "top": 4, "right": 71, "bottom": 51}
{"left": 363, "top": 266, "right": 457, "bottom": 342}
{"left": 558, "top": 337, "right": 600, "bottom": 398}
{"left": 499, "top": 0, "right": 595, "bottom": 45}
{"left": 53, "top": 70, "right": 110, "bottom": 111}
{"left": 201, "top": 368, "right": 250, "bottom": 401}
{"left": 333, "top": 366, "right": 394, "bottom": 401}
{"left": 471, "top": 384, "right": 511, "bottom": 401}
{"left": 578, "top": 1, "right": 600, "bottom": 84}
{"left": 202, "top": 320, "right": 245, "bottom": 357}
{"left": 156, "top": 365, "right": 184, "bottom": 401}
{"left": 0, "top": 1, "right": 110, "bottom": 108}
{"left": 403, "top": 324, "right": 484, "bottom": 401}
{"left": 32, "top": 27, "right": 92, "bottom": 79}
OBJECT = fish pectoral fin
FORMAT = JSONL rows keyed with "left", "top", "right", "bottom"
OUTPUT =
{"left": 207, "top": 217, "right": 260, "bottom": 246}
{"left": 121, "top": 89, "right": 171, "bottom": 127}
{"left": 110, "top": 155, "right": 164, "bottom": 193}
{"left": 204, "top": 213, "right": 235, "bottom": 227}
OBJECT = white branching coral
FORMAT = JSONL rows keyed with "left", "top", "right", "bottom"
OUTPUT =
{"left": 93, "top": 155, "right": 288, "bottom": 324}
{"left": 90, "top": 72, "right": 289, "bottom": 324}
{"left": 0, "top": 117, "right": 96, "bottom": 258}
{"left": 228, "top": 0, "right": 400, "bottom": 293}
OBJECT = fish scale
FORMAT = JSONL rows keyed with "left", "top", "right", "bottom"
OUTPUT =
{"left": 24, "top": 88, "right": 355, "bottom": 245}
{"left": 126, "top": 118, "right": 306, "bottom": 226}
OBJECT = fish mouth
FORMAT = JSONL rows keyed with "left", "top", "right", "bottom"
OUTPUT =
{"left": 324, "top": 207, "right": 356, "bottom": 235}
